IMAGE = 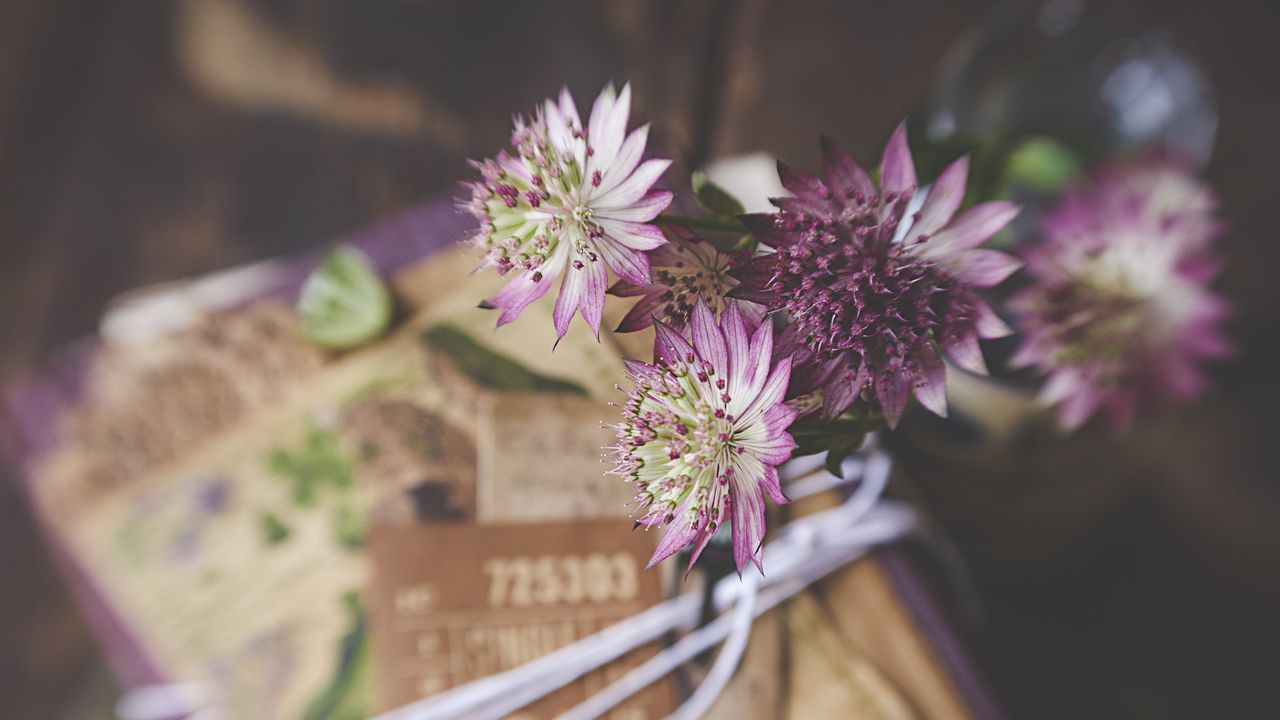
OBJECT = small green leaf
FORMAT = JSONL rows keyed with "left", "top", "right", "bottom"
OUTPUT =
{"left": 261, "top": 512, "right": 292, "bottom": 545}
{"left": 1002, "top": 136, "right": 1081, "bottom": 194}
{"left": 298, "top": 247, "right": 393, "bottom": 350}
{"left": 420, "top": 324, "right": 588, "bottom": 396}
{"left": 824, "top": 430, "right": 867, "bottom": 478}
{"left": 691, "top": 171, "right": 745, "bottom": 219}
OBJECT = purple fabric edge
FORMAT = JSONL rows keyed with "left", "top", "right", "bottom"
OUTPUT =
{"left": 876, "top": 545, "right": 1006, "bottom": 720}
{"left": 0, "top": 196, "right": 474, "bottom": 692}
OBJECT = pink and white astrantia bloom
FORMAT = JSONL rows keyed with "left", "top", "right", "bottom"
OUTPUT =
{"left": 608, "top": 222, "right": 762, "bottom": 335}
{"left": 732, "top": 127, "right": 1021, "bottom": 427}
{"left": 610, "top": 302, "right": 796, "bottom": 573}
{"left": 1010, "top": 164, "right": 1231, "bottom": 431}
{"left": 461, "top": 84, "right": 673, "bottom": 339}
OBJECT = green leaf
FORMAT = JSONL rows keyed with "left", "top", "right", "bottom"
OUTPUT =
{"left": 691, "top": 171, "right": 745, "bottom": 219}
{"left": 1002, "top": 136, "right": 1081, "bottom": 194}
{"left": 824, "top": 430, "right": 867, "bottom": 478}
{"left": 420, "top": 324, "right": 588, "bottom": 396}
{"left": 261, "top": 512, "right": 292, "bottom": 545}
{"left": 298, "top": 247, "right": 393, "bottom": 350}
{"left": 302, "top": 592, "right": 370, "bottom": 720}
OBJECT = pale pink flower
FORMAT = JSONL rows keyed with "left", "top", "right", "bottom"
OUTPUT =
{"left": 1011, "top": 160, "right": 1231, "bottom": 431}
{"left": 461, "top": 84, "right": 673, "bottom": 339}
{"left": 610, "top": 302, "right": 796, "bottom": 573}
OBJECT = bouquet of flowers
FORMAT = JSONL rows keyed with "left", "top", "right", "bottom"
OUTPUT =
{"left": 457, "top": 83, "right": 1230, "bottom": 578}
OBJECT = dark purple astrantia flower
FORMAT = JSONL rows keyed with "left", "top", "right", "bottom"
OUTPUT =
{"left": 609, "top": 302, "right": 796, "bottom": 573}
{"left": 732, "top": 126, "right": 1021, "bottom": 427}
{"left": 1010, "top": 159, "right": 1231, "bottom": 431}
{"left": 461, "top": 84, "right": 673, "bottom": 340}
{"left": 608, "top": 223, "right": 762, "bottom": 336}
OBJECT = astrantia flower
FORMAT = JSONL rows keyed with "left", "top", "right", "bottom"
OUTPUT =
{"left": 608, "top": 223, "right": 760, "bottom": 334}
{"left": 461, "top": 84, "right": 673, "bottom": 339}
{"left": 1010, "top": 163, "right": 1230, "bottom": 431}
{"left": 732, "top": 127, "right": 1021, "bottom": 427}
{"left": 610, "top": 302, "right": 796, "bottom": 573}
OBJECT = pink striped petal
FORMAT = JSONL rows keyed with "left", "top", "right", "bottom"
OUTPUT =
{"left": 974, "top": 300, "right": 1013, "bottom": 338}
{"left": 594, "top": 189, "right": 673, "bottom": 223}
{"left": 615, "top": 292, "right": 662, "bottom": 332}
{"left": 489, "top": 268, "right": 557, "bottom": 327}
{"left": 944, "top": 332, "right": 988, "bottom": 375}
{"left": 951, "top": 249, "right": 1022, "bottom": 287}
{"left": 596, "top": 217, "right": 668, "bottom": 251}
{"left": 730, "top": 480, "right": 767, "bottom": 572}
{"left": 911, "top": 349, "right": 948, "bottom": 417}
{"left": 777, "top": 160, "right": 829, "bottom": 200}
{"left": 759, "top": 464, "right": 790, "bottom": 506}
{"left": 875, "top": 370, "right": 911, "bottom": 429}
{"left": 922, "top": 201, "right": 1019, "bottom": 259}
{"left": 588, "top": 83, "right": 629, "bottom": 172}
{"left": 552, "top": 264, "right": 587, "bottom": 339}
{"left": 912, "top": 156, "right": 968, "bottom": 239}
{"left": 820, "top": 134, "right": 874, "bottom": 199}
{"left": 592, "top": 158, "right": 672, "bottom": 209}
{"left": 653, "top": 319, "right": 695, "bottom": 365}
{"left": 721, "top": 302, "right": 751, "bottom": 390}
{"left": 690, "top": 301, "right": 728, "bottom": 371}
{"left": 879, "top": 122, "right": 917, "bottom": 196}
{"left": 595, "top": 238, "right": 650, "bottom": 285}
{"left": 579, "top": 257, "right": 608, "bottom": 338}
{"left": 596, "top": 124, "right": 650, "bottom": 193}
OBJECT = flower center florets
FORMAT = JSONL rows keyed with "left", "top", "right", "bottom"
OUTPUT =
{"left": 614, "top": 357, "right": 741, "bottom": 529}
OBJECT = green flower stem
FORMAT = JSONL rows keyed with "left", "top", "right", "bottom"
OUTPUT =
{"left": 658, "top": 214, "right": 748, "bottom": 234}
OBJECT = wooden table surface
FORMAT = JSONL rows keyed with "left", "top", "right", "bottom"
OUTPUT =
{"left": 2, "top": 1, "right": 1279, "bottom": 718}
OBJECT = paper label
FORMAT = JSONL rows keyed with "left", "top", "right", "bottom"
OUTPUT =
{"left": 367, "top": 520, "right": 674, "bottom": 719}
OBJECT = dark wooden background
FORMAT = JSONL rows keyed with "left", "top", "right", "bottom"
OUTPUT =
{"left": 2, "top": 1, "right": 1278, "bottom": 718}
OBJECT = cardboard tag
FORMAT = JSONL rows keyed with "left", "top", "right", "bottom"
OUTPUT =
{"left": 367, "top": 519, "right": 675, "bottom": 718}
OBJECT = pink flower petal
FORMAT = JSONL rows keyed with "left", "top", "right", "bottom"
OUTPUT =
{"left": 754, "top": 432, "right": 797, "bottom": 466}
{"left": 489, "top": 267, "right": 558, "bottom": 327}
{"left": 615, "top": 292, "right": 662, "bottom": 333}
{"left": 653, "top": 319, "right": 695, "bottom": 365}
{"left": 974, "top": 300, "right": 1013, "bottom": 338}
{"left": 944, "top": 332, "right": 988, "bottom": 375}
{"left": 879, "top": 122, "right": 917, "bottom": 197}
{"left": 743, "top": 319, "right": 776, "bottom": 397}
{"left": 759, "top": 464, "right": 790, "bottom": 506}
{"left": 594, "top": 189, "right": 673, "bottom": 223}
{"left": 557, "top": 86, "right": 581, "bottom": 129}
{"left": 588, "top": 83, "right": 629, "bottom": 173}
{"left": 951, "top": 249, "right": 1023, "bottom": 287}
{"left": 595, "top": 237, "right": 651, "bottom": 286}
{"left": 742, "top": 356, "right": 791, "bottom": 421}
{"left": 579, "top": 257, "right": 608, "bottom": 338}
{"left": 646, "top": 494, "right": 700, "bottom": 569}
{"left": 761, "top": 402, "right": 799, "bottom": 436}
{"left": 721, "top": 302, "right": 752, "bottom": 390}
{"left": 690, "top": 301, "right": 728, "bottom": 372}
{"left": 820, "top": 134, "right": 874, "bottom": 199}
{"left": 820, "top": 364, "right": 863, "bottom": 420}
{"left": 607, "top": 278, "right": 650, "bottom": 298}
{"left": 592, "top": 158, "right": 672, "bottom": 209}
{"left": 911, "top": 349, "right": 948, "bottom": 417}
{"left": 596, "top": 217, "right": 668, "bottom": 251}
{"left": 730, "top": 480, "right": 767, "bottom": 572}
{"left": 922, "top": 201, "right": 1020, "bottom": 260}
{"left": 912, "top": 156, "right": 968, "bottom": 239}
{"left": 875, "top": 370, "right": 911, "bottom": 429}
{"left": 777, "top": 160, "right": 829, "bottom": 201}
{"left": 596, "top": 123, "right": 650, "bottom": 193}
